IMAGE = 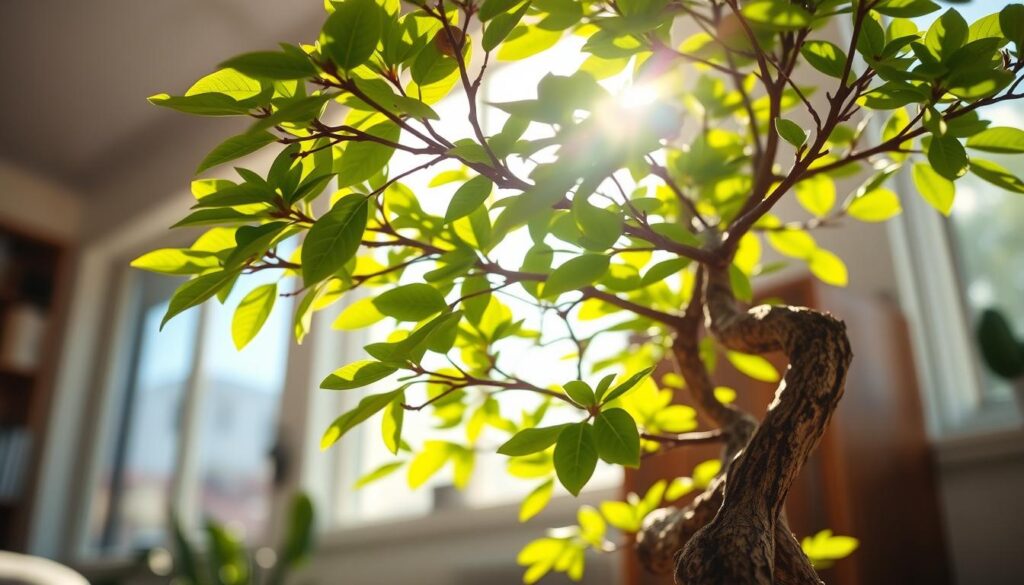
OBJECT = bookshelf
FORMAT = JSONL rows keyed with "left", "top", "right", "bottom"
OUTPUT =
{"left": 0, "top": 221, "right": 70, "bottom": 551}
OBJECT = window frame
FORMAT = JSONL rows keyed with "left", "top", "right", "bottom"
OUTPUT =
{"left": 888, "top": 168, "right": 1022, "bottom": 440}
{"left": 27, "top": 190, "right": 309, "bottom": 563}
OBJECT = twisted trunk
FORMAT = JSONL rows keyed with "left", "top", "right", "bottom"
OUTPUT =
{"left": 637, "top": 267, "right": 852, "bottom": 584}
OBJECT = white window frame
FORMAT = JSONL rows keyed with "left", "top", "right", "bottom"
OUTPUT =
{"left": 888, "top": 169, "right": 1022, "bottom": 441}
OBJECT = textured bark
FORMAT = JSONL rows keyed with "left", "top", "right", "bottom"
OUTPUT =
{"left": 634, "top": 268, "right": 835, "bottom": 581}
{"left": 674, "top": 268, "right": 853, "bottom": 584}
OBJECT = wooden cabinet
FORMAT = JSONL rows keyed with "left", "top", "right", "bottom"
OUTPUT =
{"left": 0, "top": 221, "right": 70, "bottom": 551}
{"left": 624, "top": 276, "right": 950, "bottom": 585}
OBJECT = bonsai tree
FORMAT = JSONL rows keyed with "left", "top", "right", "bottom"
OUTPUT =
{"left": 133, "top": 0, "right": 1024, "bottom": 583}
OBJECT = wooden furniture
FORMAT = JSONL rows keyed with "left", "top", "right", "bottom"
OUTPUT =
{"left": 624, "top": 275, "right": 950, "bottom": 585}
{"left": 0, "top": 221, "right": 70, "bottom": 551}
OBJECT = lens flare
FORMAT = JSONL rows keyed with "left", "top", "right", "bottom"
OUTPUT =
{"left": 618, "top": 83, "right": 660, "bottom": 109}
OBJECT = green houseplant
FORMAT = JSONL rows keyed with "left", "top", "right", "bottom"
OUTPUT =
{"left": 133, "top": 1, "right": 1024, "bottom": 583}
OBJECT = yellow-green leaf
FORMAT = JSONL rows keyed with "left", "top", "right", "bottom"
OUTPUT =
{"left": 847, "top": 188, "right": 902, "bottom": 222}
{"left": 196, "top": 131, "right": 277, "bottom": 174}
{"left": 809, "top": 248, "right": 849, "bottom": 287}
{"left": 726, "top": 351, "right": 780, "bottom": 382}
{"left": 912, "top": 163, "right": 955, "bottom": 215}
{"left": 795, "top": 174, "right": 836, "bottom": 218}
{"left": 519, "top": 478, "right": 555, "bottom": 522}
{"left": 333, "top": 297, "right": 386, "bottom": 330}
{"left": 231, "top": 284, "right": 277, "bottom": 350}
{"left": 408, "top": 441, "right": 451, "bottom": 488}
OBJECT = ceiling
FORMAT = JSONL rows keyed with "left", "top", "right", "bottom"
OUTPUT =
{"left": 0, "top": 0, "right": 325, "bottom": 192}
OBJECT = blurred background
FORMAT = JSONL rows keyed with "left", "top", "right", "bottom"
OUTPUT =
{"left": 0, "top": 1, "right": 1022, "bottom": 584}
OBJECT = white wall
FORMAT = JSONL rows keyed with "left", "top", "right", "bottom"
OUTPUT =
{"left": 0, "top": 161, "right": 82, "bottom": 240}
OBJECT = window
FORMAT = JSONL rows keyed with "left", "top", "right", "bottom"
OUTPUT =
{"left": 946, "top": 101, "right": 1024, "bottom": 405}
{"left": 892, "top": 1, "right": 1024, "bottom": 437}
{"left": 327, "top": 37, "right": 633, "bottom": 528}
{"left": 83, "top": 263, "right": 293, "bottom": 557}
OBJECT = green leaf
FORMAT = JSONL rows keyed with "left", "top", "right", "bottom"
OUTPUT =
{"left": 321, "top": 389, "right": 404, "bottom": 449}
{"left": 924, "top": 8, "right": 968, "bottom": 62}
{"left": 601, "top": 367, "right": 654, "bottom": 404}
{"left": 666, "top": 477, "right": 696, "bottom": 501}
{"left": 802, "top": 530, "right": 860, "bottom": 568}
{"left": 725, "top": 351, "right": 780, "bottom": 382}
{"left": 231, "top": 284, "right": 277, "bottom": 350}
{"left": 408, "top": 441, "right": 452, "bottom": 488}
{"left": 1002, "top": 4, "right": 1024, "bottom": 50}
{"left": 333, "top": 297, "right": 386, "bottom": 330}
{"left": 742, "top": 1, "right": 812, "bottom": 30}
{"left": 692, "top": 459, "right": 722, "bottom": 488}
{"left": 578, "top": 505, "right": 606, "bottom": 547}
{"left": 809, "top": 249, "right": 849, "bottom": 287}
{"left": 171, "top": 209, "right": 259, "bottom": 229}
{"left": 364, "top": 311, "right": 461, "bottom": 365}
{"left": 321, "top": 360, "right": 398, "bottom": 390}
{"left": 795, "top": 174, "right": 836, "bottom": 218}
{"left": 355, "top": 460, "right": 405, "bottom": 488}
{"left": 445, "top": 176, "right": 494, "bottom": 223}
{"left": 162, "top": 269, "right": 240, "bottom": 328}
{"left": 336, "top": 122, "right": 401, "bottom": 187}
{"left": 149, "top": 93, "right": 254, "bottom": 116}
{"left": 593, "top": 408, "right": 640, "bottom": 468}
{"left": 966, "top": 127, "right": 1024, "bottom": 154}
{"left": 977, "top": 309, "right": 1024, "bottom": 378}
{"left": 206, "top": 522, "right": 249, "bottom": 585}
{"left": 563, "top": 381, "right": 595, "bottom": 407}
{"left": 800, "top": 41, "right": 848, "bottom": 79}
{"left": 130, "top": 248, "right": 220, "bottom": 275}
{"left": 553, "top": 422, "right": 598, "bottom": 496}
{"left": 348, "top": 77, "right": 440, "bottom": 120}
{"left": 480, "top": 0, "right": 526, "bottom": 21}
{"left": 251, "top": 94, "right": 334, "bottom": 132}
{"left": 970, "top": 159, "right": 1024, "bottom": 194}
{"left": 186, "top": 68, "right": 263, "bottom": 100}
{"left": 278, "top": 493, "right": 315, "bottom": 569}
{"left": 483, "top": 0, "right": 532, "bottom": 51}
{"left": 372, "top": 283, "right": 447, "bottom": 321}
{"left": 874, "top": 0, "right": 940, "bottom": 18}
{"left": 542, "top": 254, "right": 610, "bottom": 298}
{"left": 498, "top": 425, "right": 568, "bottom": 456}
{"left": 320, "top": 0, "right": 383, "bottom": 70}
{"left": 912, "top": 163, "right": 956, "bottom": 215}
{"left": 196, "top": 131, "right": 277, "bottom": 174}
{"left": 847, "top": 188, "right": 902, "bottom": 222}
{"left": 382, "top": 394, "right": 404, "bottom": 455}
{"left": 220, "top": 51, "right": 315, "bottom": 80}
{"left": 600, "top": 501, "right": 640, "bottom": 532}
{"left": 573, "top": 197, "right": 623, "bottom": 251}
{"left": 301, "top": 194, "right": 369, "bottom": 283}
{"left": 519, "top": 478, "right": 555, "bottom": 522}
{"left": 927, "top": 134, "right": 969, "bottom": 180}
{"left": 641, "top": 257, "right": 691, "bottom": 287}
{"left": 776, "top": 118, "right": 808, "bottom": 148}
{"left": 446, "top": 140, "right": 493, "bottom": 164}
{"left": 497, "top": 25, "right": 562, "bottom": 61}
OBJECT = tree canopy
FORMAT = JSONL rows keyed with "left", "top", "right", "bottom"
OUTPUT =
{"left": 135, "top": 0, "right": 1024, "bottom": 582}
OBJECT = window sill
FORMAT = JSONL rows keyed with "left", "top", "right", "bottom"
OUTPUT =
{"left": 933, "top": 427, "right": 1024, "bottom": 469}
{"left": 317, "top": 486, "right": 619, "bottom": 552}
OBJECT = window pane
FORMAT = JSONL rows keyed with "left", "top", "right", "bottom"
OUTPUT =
{"left": 194, "top": 271, "right": 292, "bottom": 539}
{"left": 88, "top": 274, "right": 199, "bottom": 553}
{"left": 948, "top": 103, "right": 1024, "bottom": 403}
{"left": 331, "top": 38, "right": 630, "bottom": 528}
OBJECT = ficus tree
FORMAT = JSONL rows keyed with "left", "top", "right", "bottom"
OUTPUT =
{"left": 133, "top": 0, "right": 1024, "bottom": 583}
